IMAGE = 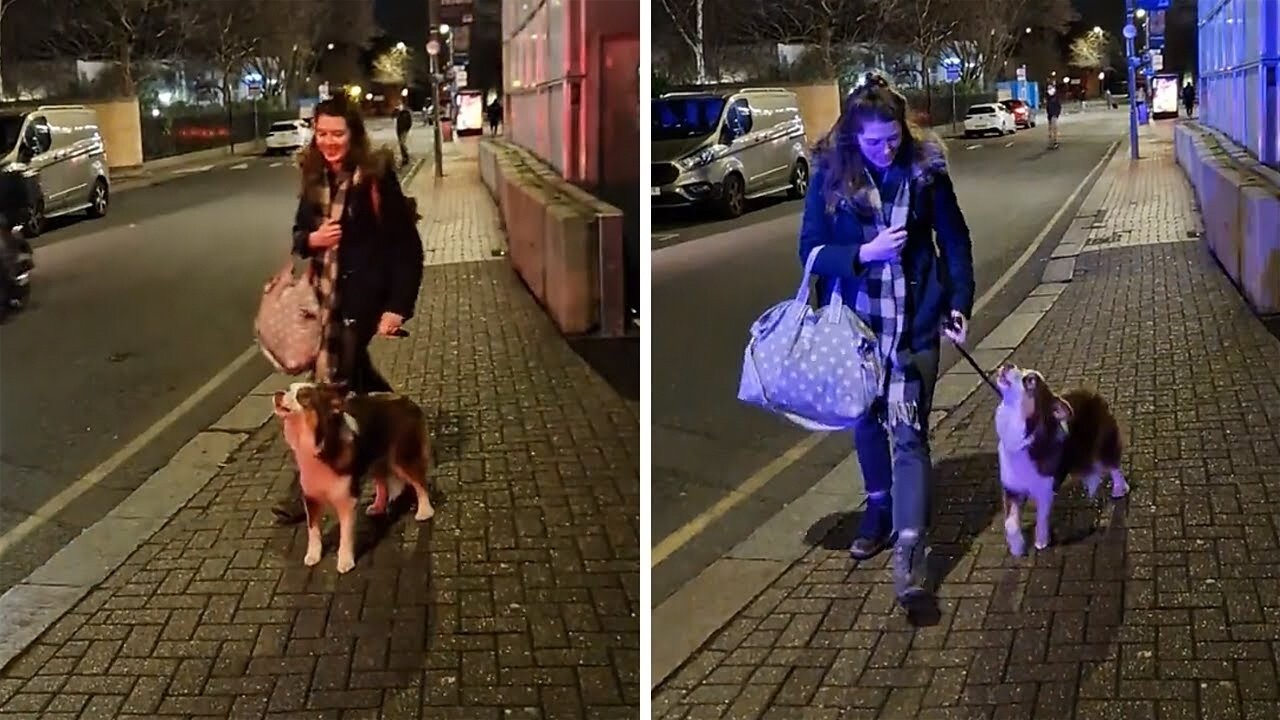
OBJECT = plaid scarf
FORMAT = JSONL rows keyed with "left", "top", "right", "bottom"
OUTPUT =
{"left": 311, "top": 171, "right": 352, "bottom": 383}
{"left": 852, "top": 167, "right": 922, "bottom": 431}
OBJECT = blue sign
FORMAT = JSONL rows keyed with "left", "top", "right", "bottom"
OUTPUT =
{"left": 1148, "top": 35, "right": 1165, "bottom": 50}
{"left": 945, "top": 65, "right": 961, "bottom": 83}
{"left": 1136, "top": 0, "right": 1169, "bottom": 9}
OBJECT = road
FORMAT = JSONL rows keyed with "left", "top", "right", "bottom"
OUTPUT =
{"left": 0, "top": 119, "right": 416, "bottom": 593}
{"left": 651, "top": 110, "right": 1129, "bottom": 605}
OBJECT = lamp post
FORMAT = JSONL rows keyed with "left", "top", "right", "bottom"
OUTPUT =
{"left": 427, "top": 0, "right": 444, "bottom": 177}
{"left": 1124, "top": 2, "right": 1141, "bottom": 159}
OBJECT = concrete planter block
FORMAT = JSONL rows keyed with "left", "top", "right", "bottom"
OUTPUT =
{"left": 1201, "top": 161, "right": 1246, "bottom": 283}
{"left": 1240, "top": 184, "right": 1280, "bottom": 314}
{"left": 542, "top": 202, "right": 599, "bottom": 334}
{"left": 511, "top": 181, "right": 549, "bottom": 300}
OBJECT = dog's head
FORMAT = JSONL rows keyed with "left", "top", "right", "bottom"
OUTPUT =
{"left": 272, "top": 381, "right": 357, "bottom": 467}
{"left": 996, "top": 364, "right": 1072, "bottom": 473}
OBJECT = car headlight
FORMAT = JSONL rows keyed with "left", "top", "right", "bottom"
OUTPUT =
{"left": 676, "top": 147, "right": 718, "bottom": 172}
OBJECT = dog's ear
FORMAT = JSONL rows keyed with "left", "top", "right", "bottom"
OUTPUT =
{"left": 1025, "top": 376, "right": 1065, "bottom": 475}
{"left": 1052, "top": 398, "right": 1073, "bottom": 423}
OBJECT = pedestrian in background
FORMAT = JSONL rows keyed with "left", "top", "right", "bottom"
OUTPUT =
{"left": 1045, "top": 85, "right": 1062, "bottom": 149}
{"left": 486, "top": 99, "right": 502, "bottom": 136}
{"left": 271, "top": 97, "right": 425, "bottom": 525}
{"left": 1181, "top": 82, "right": 1196, "bottom": 118}
{"left": 395, "top": 101, "right": 413, "bottom": 167}
{"left": 797, "top": 73, "right": 975, "bottom": 609}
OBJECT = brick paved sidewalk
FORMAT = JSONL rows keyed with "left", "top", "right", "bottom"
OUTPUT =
{"left": 0, "top": 140, "right": 639, "bottom": 719}
{"left": 654, "top": 123, "right": 1280, "bottom": 719}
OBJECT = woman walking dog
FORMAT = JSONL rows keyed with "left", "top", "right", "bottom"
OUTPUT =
{"left": 271, "top": 97, "right": 425, "bottom": 525}
{"left": 797, "top": 74, "right": 976, "bottom": 608}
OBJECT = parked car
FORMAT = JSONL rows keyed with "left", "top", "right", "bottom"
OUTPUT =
{"left": 0, "top": 104, "right": 111, "bottom": 237}
{"left": 963, "top": 103, "right": 1017, "bottom": 138}
{"left": 265, "top": 119, "right": 312, "bottom": 155}
{"left": 651, "top": 87, "right": 810, "bottom": 219}
{"left": 1000, "top": 99, "right": 1037, "bottom": 129}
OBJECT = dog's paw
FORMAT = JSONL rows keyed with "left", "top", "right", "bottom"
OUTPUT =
{"left": 1005, "top": 530, "right": 1026, "bottom": 557}
{"left": 365, "top": 503, "right": 387, "bottom": 517}
{"left": 1034, "top": 539, "right": 1050, "bottom": 551}
{"left": 336, "top": 554, "right": 355, "bottom": 574}
{"left": 303, "top": 549, "right": 321, "bottom": 567}
{"left": 414, "top": 504, "right": 435, "bottom": 522}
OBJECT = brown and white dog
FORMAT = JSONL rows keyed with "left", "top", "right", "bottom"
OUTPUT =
{"left": 273, "top": 382, "right": 435, "bottom": 573}
{"left": 994, "top": 364, "right": 1128, "bottom": 555}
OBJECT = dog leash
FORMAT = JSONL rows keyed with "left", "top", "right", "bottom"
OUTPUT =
{"left": 943, "top": 318, "right": 1002, "bottom": 398}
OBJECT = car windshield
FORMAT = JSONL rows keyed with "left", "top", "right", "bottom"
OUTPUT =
{"left": 269, "top": 122, "right": 298, "bottom": 132}
{"left": 967, "top": 106, "right": 996, "bottom": 116}
{"left": 652, "top": 96, "right": 726, "bottom": 141}
{"left": 0, "top": 115, "right": 27, "bottom": 155}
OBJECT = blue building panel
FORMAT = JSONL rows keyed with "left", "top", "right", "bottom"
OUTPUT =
{"left": 1198, "top": 0, "right": 1279, "bottom": 167}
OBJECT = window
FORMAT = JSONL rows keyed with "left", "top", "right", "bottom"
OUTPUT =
{"left": 25, "top": 116, "right": 51, "bottom": 154}
{"left": 724, "top": 99, "right": 752, "bottom": 136}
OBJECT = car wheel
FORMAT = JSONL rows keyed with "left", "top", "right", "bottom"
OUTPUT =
{"left": 787, "top": 160, "right": 809, "bottom": 199}
{"left": 718, "top": 173, "right": 746, "bottom": 219}
{"left": 87, "top": 178, "right": 109, "bottom": 218}
{"left": 24, "top": 198, "right": 44, "bottom": 238}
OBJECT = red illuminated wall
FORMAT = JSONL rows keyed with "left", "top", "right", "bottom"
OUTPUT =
{"left": 501, "top": 0, "right": 639, "bottom": 187}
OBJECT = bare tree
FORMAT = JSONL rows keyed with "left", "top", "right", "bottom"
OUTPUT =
{"left": 744, "top": 0, "right": 898, "bottom": 79}
{"left": 945, "top": 0, "right": 1075, "bottom": 87}
{"left": 1068, "top": 30, "right": 1110, "bottom": 73}
{"left": 32, "top": 0, "right": 203, "bottom": 96}
{"left": 0, "top": 0, "right": 22, "bottom": 98}
{"left": 191, "top": 0, "right": 272, "bottom": 105}
{"left": 246, "top": 0, "right": 377, "bottom": 104}
{"left": 659, "top": 0, "right": 709, "bottom": 83}
{"left": 884, "top": 0, "right": 962, "bottom": 110}
{"left": 372, "top": 49, "right": 411, "bottom": 86}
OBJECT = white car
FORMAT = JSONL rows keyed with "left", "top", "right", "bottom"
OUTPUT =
{"left": 963, "top": 103, "right": 1016, "bottom": 138}
{"left": 265, "top": 119, "right": 312, "bottom": 155}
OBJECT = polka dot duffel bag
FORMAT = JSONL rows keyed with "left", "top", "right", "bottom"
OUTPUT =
{"left": 254, "top": 260, "right": 323, "bottom": 375}
{"left": 737, "top": 246, "right": 884, "bottom": 431}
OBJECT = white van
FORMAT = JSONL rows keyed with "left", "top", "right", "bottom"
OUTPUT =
{"left": 0, "top": 104, "right": 111, "bottom": 236}
{"left": 652, "top": 88, "right": 810, "bottom": 218}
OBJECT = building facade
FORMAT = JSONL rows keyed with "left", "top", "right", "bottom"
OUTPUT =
{"left": 1198, "top": 0, "right": 1279, "bottom": 167}
{"left": 501, "top": 0, "right": 639, "bottom": 189}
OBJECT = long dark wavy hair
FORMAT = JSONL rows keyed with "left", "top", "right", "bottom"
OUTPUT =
{"left": 812, "top": 73, "right": 929, "bottom": 213}
{"left": 299, "top": 97, "right": 383, "bottom": 192}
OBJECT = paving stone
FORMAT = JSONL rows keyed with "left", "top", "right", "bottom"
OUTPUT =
{"left": 0, "top": 140, "right": 638, "bottom": 718}
{"left": 653, "top": 120, "right": 1280, "bottom": 717}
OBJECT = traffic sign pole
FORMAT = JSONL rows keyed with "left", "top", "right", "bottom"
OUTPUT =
{"left": 427, "top": 0, "right": 445, "bottom": 178}
{"left": 1125, "top": 3, "right": 1141, "bottom": 159}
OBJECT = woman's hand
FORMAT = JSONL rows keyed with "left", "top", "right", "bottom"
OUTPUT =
{"left": 376, "top": 312, "right": 405, "bottom": 336}
{"left": 857, "top": 224, "right": 908, "bottom": 264}
{"left": 941, "top": 311, "right": 968, "bottom": 346}
{"left": 308, "top": 220, "right": 342, "bottom": 250}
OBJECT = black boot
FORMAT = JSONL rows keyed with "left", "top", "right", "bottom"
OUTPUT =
{"left": 271, "top": 473, "right": 306, "bottom": 525}
{"left": 848, "top": 496, "right": 893, "bottom": 560}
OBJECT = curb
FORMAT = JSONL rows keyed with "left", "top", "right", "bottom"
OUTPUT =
{"left": 651, "top": 137, "right": 1126, "bottom": 691}
{"left": 0, "top": 168, "right": 422, "bottom": 673}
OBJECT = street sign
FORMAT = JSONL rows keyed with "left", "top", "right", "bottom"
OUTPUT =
{"left": 1148, "top": 35, "right": 1165, "bottom": 50}
{"left": 1016, "top": 65, "right": 1027, "bottom": 82}
{"left": 454, "top": 68, "right": 468, "bottom": 88}
{"left": 426, "top": 39, "right": 441, "bottom": 56}
{"left": 1150, "top": 50, "right": 1164, "bottom": 71}
{"left": 1136, "top": 0, "right": 1170, "bottom": 9}
{"left": 945, "top": 65, "right": 960, "bottom": 83}
{"left": 1148, "top": 9, "right": 1166, "bottom": 34}
{"left": 1123, "top": 23, "right": 1137, "bottom": 39}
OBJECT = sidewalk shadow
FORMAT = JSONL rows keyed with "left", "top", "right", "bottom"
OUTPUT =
{"left": 804, "top": 451, "right": 1003, "bottom": 627}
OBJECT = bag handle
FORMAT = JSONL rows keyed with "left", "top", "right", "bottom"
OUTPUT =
{"left": 796, "top": 245, "right": 848, "bottom": 323}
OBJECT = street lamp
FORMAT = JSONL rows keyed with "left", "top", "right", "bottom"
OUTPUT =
{"left": 327, "top": 43, "right": 335, "bottom": 50}
{"left": 1025, "top": 27, "right": 1032, "bottom": 34}
{"left": 440, "top": 24, "right": 451, "bottom": 35}
{"left": 1135, "top": 8, "right": 1146, "bottom": 19}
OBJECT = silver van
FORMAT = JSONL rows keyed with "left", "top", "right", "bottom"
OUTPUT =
{"left": 0, "top": 104, "right": 111, "bottom": 236}
{"left": 652, "top": 87, "right": 809, "bottom": 218}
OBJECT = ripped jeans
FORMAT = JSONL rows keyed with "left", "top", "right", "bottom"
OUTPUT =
{"left": 853, "top": 348, "right": 940, "bottom": 538}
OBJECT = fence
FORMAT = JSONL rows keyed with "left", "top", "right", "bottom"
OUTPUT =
{"left": 138, "top": 107, "right": 297, "bottom": 161}
{"left": 901, "top": 88, "right": 999, "bottom": 128}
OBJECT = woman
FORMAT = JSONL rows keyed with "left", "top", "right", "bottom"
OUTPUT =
{"left": 798, "top": 74, "right": 974, "bottom": 606}
{"left": 272, "top": 97, "right": 425, "bottom": 524}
